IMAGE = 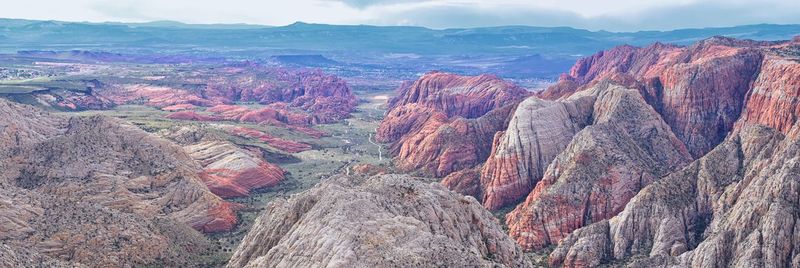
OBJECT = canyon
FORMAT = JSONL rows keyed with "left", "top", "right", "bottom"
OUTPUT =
{"left": 1, "top": 17, "right": 799, "bottom": 268}
{"left": 374, "top": 35, "right": 800, "bottom": 266}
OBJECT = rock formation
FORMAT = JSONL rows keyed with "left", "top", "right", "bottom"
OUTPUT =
{"left": 377, "top": 72, "right": 529, "bottom": 177}
{"left": 227, "top": 174, "right": 530, "bottom": 268}
{"left": 469, "top": 37, "right": 800, "bottom": 256}
{"left": 228, "top": 126, "right": 312, "bottom": 153}
{"left": 73, "top": 66, "right": 358, "bottom": 126}
{"left": 547, "top": 37, "right": 800, "bottom": 268}
{"left": 187, "top": 141, "right": 285, "bottom": 198}
{"left": 478, "top": 95, "right": 595, "bottom": 210}
{"left": 505, "top": 83, "right": 692, "bottom": 251}
{"left": 539, "top": 37, "right": 775, "bottom": 158}
{"left": 160, "top": 125, "right": 288, "bottom": 198}
{"left": 0, "top": 99, "right": 234, "bottom": 266}
{"left": 550, "top": 123, "right": 800, "bottom": 267}
{"left": 203, "top": 68, "right": 356, "bottom": 124}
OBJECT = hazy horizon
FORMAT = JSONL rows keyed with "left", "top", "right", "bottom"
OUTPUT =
{"left": 5, "top": 16, "right": 800, "bottom": 33}
{"left": 2, "top": 0, "right": 800, "bottom": 32}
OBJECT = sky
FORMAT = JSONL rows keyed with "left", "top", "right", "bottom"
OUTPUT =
{"left": 1, "top": 0, "right": 799, "bottom": 31}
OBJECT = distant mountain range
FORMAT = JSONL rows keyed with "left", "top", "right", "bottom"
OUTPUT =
{"left": 2, "top": 19, "right": 799, "bottom": 57}
{"left": 2, "top": 18, "right": 799, "bottom": 81}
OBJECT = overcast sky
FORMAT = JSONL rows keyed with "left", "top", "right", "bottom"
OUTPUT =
{"left": 1, "top": 0, "right": 799, "bottom": 31}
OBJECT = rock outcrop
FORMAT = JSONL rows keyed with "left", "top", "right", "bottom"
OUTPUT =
{"left": 203, "top": 68, "right": 356, "bottom": 124}
{"left": 539, "top": 37, "right": 775, "bottom": 158}
{"left": 478, "top": 95, "right": 595, "bottom": 210}
{"left": 377, "top": 72, "right": 529, "bottom": 177}
{"left": 187, "top": 141, "right": 285, "bottom": 198}
{"left": 386, "top": 71, "right": 529, "bottom": 119}
{"left": 0, "top": 99, "right": 233, "bottom": 266}
{"left": 95, "top": 66, "right": 357, "bottom": 125}
{"left": 550, "top": 123, "right": 800, "bottom": 267}
{"left": 228, "top": 126, "right": 312, "bottom": 153}
{"left": 547, "top": 37, "right": 800, "bottom": 268}
{"left": 389, "top": 104, "right": 518, "bottom": 177}
{"left": 159, "top": 125, "right": 288, "bottom": 198}
{"left": 227, "top": 174, "right": 530, "bottom": 268}
{"left": 506, "top": 83, "right": 692, "bottom": 251}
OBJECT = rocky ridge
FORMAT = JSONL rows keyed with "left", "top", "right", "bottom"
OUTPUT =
{"left": 227, "top": 174, "right": 530, "bottom": 268}
{"left": 547, "top": 37, "right": 800, "bottom": 267}
{"left": 0, "top": 99, "right": 235, "bottom": 266}
{"left": 505, "top": 83, "right": 692, "bottom": 251}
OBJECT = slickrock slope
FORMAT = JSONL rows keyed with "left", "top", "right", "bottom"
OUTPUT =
{"left": 539, "top": 37, "right": 774, "bottom": 157}
{"left": 0, "top": 97, "right": 66, "bottom": 156}
{"left": 160, "top": 125, "right": 287, "bottom": 198}
{"left": 0, "top": 99, "right": 234, "bottom": 266}
{"left": 187, "top": 141, "right": 285, "bottom": 198}
{"left": 478, "top": 95, "right": 595, "bottom": 210}
{"left": 506, "top": 83, "right": 692, "bottom": 251}
{"left": 548, "top": 39, "right": 800, "bottom": 268}
{"left": 228, "top": 126, "right": 312, "bottom": 153}
{"left": 227, "top": 174, "right": 530, "bottom": 268}
{"left": 377, "top": 72, "right": 529, "bottom": 177}
{"left": 550, "top": 124, "right": 800, "bottom": 268}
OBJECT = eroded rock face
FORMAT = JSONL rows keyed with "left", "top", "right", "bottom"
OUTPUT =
{"left": 0, "top": 99, "right": 232, "bottom": 266}
{"left": 506, "top": 83, "right": 692, "bottom": 251}
{"left": 387, "top": 71, "right": 529, "bottom": 119}
{"left": 203, "top": 68, "right": 356, "bottom": 124}
{"left": 539, "top": 37, "right": 774, "bottom": 157}
{"left": 478, "top": 95, "right": 595, "bottom": 210}
{"left": 187, "top": 141, "right": 285, "bottom": 198}
{"left": 738, "top": 52, "right": 800, "bottom": 138}
{"left": 159, "top": 125, "right": 288, "bottom": 198}
{"left": 547, "top": 39, "right": 800, "bottom": 268}
{"left": 390, "top": 104, "right": 518, "bottom": 177}
{"left": 377, "top": 72, "right": 529, "bottom": 177}
{"left": 550, "top": 124, "right": 800, "bottom": 268}
{"left": 227, "top": 174, "right": 530, "bottom": 268}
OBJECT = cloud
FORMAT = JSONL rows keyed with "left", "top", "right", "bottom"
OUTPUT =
{"left": 332, "top": 0, "right": 426, "bottom": 9}
{"left": 357, "top": 0, "right": 800, "bottom": 31}
{"left": 0, "top": 0, "right": 798, "bottom": 31}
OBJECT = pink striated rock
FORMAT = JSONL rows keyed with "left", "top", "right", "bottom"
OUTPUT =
{"left": 192, "top": 201, "right": 244, "bottom": 233}
{"left": 165, "top": 110, "right": 222, "bottom": 121}
{"left": 544, "top": 41, "right": 800, "bottom": 267}
{"left": 539, "top": 37, "right": 773, "bottom": 157}
{"left": 479, "top": 95, "right": 594, "bottom": 210}
{"left": 229, "top": 127, "right": 312, "bottom": 153}
{"left": 161, "top": 103, "right": 197, "bottom": 111}
{"left": 106, "top": 84, "right": 219, "bottom": 108}
{"left": 737, "top": 54, "right": 800, "bottom": 138}
{"left": 386, "top": 71, "right": 529, "bottom": 118}
{"left": 185, "top": 141, "right": 285, "bottom": 198}
{"left": 378, "top": 72, "right": 529, "bottom": 178}
{"left": 506, "top": 83, "right": 692, "bottom": 251}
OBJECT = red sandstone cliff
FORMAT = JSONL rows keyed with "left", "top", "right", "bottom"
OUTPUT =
{"left": 502, "top": 37, "right": 800, "bottom": 262}
{"left": 377, "top": 72, "right": 529, "bottom": 177}
{"left": 505, "top": 83, "right": 692, "bottom": 250}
